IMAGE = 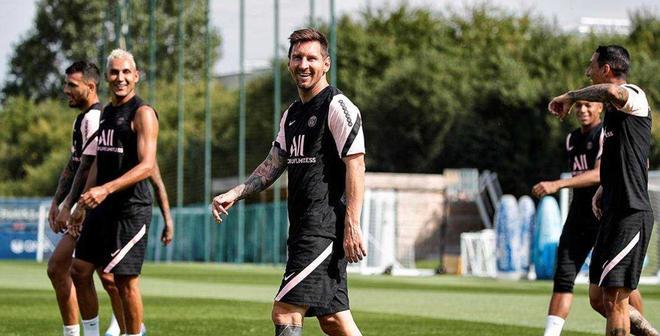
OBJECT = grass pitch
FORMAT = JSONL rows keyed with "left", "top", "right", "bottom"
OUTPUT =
{"left": 1, "top": 261, "right": 658, "bottom": 335}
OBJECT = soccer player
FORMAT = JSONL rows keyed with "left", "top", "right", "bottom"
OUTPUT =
{"left": 47, "top": 60, "right": 103, "bottom": 336}
{"left": 533, "top": 100, "right": 604, "bottom": 335}
{"left": 549, "top": 45, "right": 657, "bottom": 336}
{"left": 212, "top": 28, "right": 366, "bottom": 336}
{"left": 69, "top": 49, "right": 159, "bottom": 336}
{"left": 48, "top": 61, "right": 173, "bottom": 336}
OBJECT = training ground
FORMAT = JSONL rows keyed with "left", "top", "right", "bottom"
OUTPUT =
{"left": 1, "top": 261, "right": 658, "bottom": 335}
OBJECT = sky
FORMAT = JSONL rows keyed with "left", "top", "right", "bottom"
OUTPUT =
{"left": 0, "top": 0, "right": 658, "bottom": 85}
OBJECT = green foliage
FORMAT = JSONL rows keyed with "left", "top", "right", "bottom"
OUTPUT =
{"left": 149, "top": 79, "right": 235, "bottom": 204}
{"left": 331, "top": 5, "right": 660, "bottom": 195}
{"left": 2, "top": 0, "right": 220, "bottom": 101}
{"left": 0, "top": 4, "right": 658, "bottom": 198}
{"left": 0, "top": 97, "right": 71, "bottom": 195}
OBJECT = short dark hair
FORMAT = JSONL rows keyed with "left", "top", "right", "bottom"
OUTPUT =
{"left": 288, "top": 28, "right": 329, "bottom": 58}
{"left": 595, "top": 45, "right": 630, "bottom": 79}
{"left": 65, "top": 61, "right": 100, "bottom": 87}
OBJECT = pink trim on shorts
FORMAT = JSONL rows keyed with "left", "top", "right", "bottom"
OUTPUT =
{"left": 103, "top": 224, "right": 146, "bottom": 273}
{"left": 274, "top": 242, "right": 333, "bottom": 302}
{"left": 598, "top": 231, "right": 640, "bottom": 287}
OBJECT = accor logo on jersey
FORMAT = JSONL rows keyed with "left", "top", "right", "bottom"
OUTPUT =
{"left": 287, "top": 134, "right": 316, "bottom": 164}
{"left": 97, "top": 129, "right": 124, "bottom": 153}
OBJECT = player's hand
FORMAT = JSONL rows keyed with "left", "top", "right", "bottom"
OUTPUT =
{"left": 211, "top": 192, "right": 237, "bottom": 223}
{"left": 80, "top": 185, "right": 110, "bottom": 209}
{"left": 548, "top": 93, "right": 574, "bottom": 120}
{"left": 54, "top": 205, "right": 72, "bottom": 233}
{"left": 67, "top": 203, "right": 86, "bottom": 238}
{"left": 343, "top": 224, "right": 366, "bottom": 263}
{"left": 532, "top": 181, "right": 559, "bottom": 198}
{"left": 161, "top": 220, "right": 174, "bottom": 246}
{"left": 48, "top": 201, "right": 60, "bottom": 233}
{"left": 592, "top": 186, "right": 603, "bottom": 220}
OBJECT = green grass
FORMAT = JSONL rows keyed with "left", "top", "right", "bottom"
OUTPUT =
{"left": 0, "top": 261, "right": 658, "bottom": 335}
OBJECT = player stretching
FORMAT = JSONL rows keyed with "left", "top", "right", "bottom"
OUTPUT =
{"left": 212, "top": 28, "right": 366, "bottom": 336}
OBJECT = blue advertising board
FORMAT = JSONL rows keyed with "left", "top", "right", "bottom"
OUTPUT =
{"left": 0, "top": 198, "right": 53, "bottom": 260}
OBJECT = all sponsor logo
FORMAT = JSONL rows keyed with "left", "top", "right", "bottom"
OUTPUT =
{"left": 97, "top": 129, "right": 124, "bottom": 153}
{"left": 287, "top": 134, "right": 316, "bottom": 164}
{"left": 572, "top": 154, "right": 589, "bottom": 172}
{"left": 98, "top": 129, "right": 115, "bottom": 147}
{"left": 289, "top": 135, "right": 305, "bottom": 157}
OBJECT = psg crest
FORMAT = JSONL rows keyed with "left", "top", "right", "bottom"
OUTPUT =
{"left": 308, "top": 115, "right": 317, "bottom": 128}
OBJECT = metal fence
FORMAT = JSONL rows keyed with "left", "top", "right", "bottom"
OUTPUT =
{"left": 147, "top": 202, "right": 289, "bottom": 263}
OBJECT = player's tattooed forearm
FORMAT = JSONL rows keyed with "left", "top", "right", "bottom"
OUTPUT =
{"left": 567, "top": 84, "right": 612, "bottom": 103}
{"left": 616, "top": 87, "right": 627, "bottom": 102}
{"left": 239, "top": 147, "right": 287, "bottom": 199}
{"left": 54, "top": 160, "right": 76, "bottom": 204}
{"left": 66, "top": 155, "right": 94, "bottom": 206}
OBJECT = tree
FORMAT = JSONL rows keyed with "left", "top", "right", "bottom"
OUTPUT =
{"left": 1, "top": 4, "right": 658, "bottom": 199}
{"left": 2, "top": 0, "right": 221, "bottom": 101}
{"left": 0, "top": 97, "right": 71, "bottom": 195}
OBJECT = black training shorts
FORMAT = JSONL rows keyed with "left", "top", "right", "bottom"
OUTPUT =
{"left": 589, "top": 209, "right": 653, "bottom": 289}
{"left": 553, "top": 203, "right": 600, "bottom": 293}
{"left": 274, "top": 236, "right": 349, "bottom": 317}
{"left": 75, "top": 203, "right": 151, "bottom": 275}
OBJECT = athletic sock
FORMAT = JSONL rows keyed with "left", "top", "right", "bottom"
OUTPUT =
{"left": 275, "top": 324, "right": 303, "bottom": 336}
{"left": 82, "top": 316, "right": 100, "bottom": 336}
{"left": 543, "top": 315, "right": 565, "bottom": 336}
{"left": 140, "top": 323, "right": 147, "bottom": 335}
{"left": 104, "top": 314, "right": 120, "bottom": 336}
{"left": 63, "top": 324, "right": 80, "bottom": 336}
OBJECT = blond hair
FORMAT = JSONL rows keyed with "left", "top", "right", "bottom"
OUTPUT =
{"left": 106, "top": 48, "right": 137, "bottom": 71}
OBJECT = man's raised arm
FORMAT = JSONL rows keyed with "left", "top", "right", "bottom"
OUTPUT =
{"left": 211, "top": 146, "right": 287, "bottom": 222}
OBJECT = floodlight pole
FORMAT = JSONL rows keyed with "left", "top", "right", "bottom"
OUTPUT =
{"left": 273, "top": 0, "right": 282, "bottom": 263}
{"left": 203, "top": 0, "right": 213, "bottom": 262}
{"left": 176, "top": 0, "right": 185, "bottom": 257}
{"left": 123, "top": 0, "right": 131, "bottom": 50}
{"left": 309, "top": 0, "right": 315, "bottom": 27}
{"left": 237, "top": 0, "right": 246, "bottom": 263}
{"left": 114, "top": 0, "right": 122, "bottom": 49}
{"left": 99, "top": 5, "right": 109, "bottom": 98}
{"left": 329, "top": 0, "right": 337, "bottom": 86}
{"left": 148, "top": 0, "right": 156, "bottom": 104}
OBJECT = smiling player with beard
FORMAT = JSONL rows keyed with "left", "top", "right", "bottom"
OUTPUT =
{"left": 212, "top": 28, "right": 366, "bottom": 336}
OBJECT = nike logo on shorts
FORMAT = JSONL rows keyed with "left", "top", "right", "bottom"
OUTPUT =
{"left": 288, "top": 120, "right": 296, "bottom": 126}
{"left": 284, "top": 272, "right": 295, "bottom": 281}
